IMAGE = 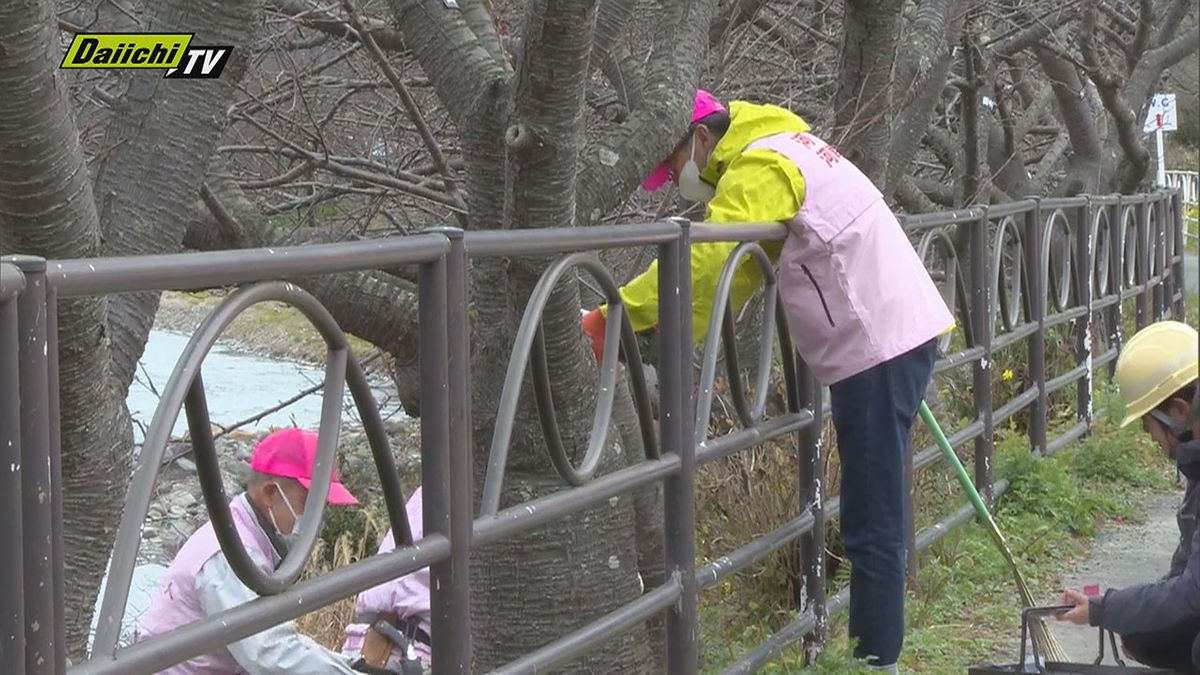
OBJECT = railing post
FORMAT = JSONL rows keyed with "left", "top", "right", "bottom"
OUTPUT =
{"left": 1135, "top": 199, "right": 1150, "bottom": 331}
{"left": 1170, "top": 191, "right": 1186, "bottom": 317}
{"left": 425, "top": 226, "right": 473, "bottom": 673}
{"left": 659, "top": 218, "right": 697, "bottom": 674}
{"left": 1023, "top": 202, "right": 1048, "bottom": 455}
{"left": 0, "top": 263, "right": 26, "bottom": 675}
{"left": 796, "top": 355, "right": 826, "bottom": 662}
{"left": 970, "top": 208, "right": 995, "bottom": 502}
{"left": 1106, "top": 197, "right": 1124, "bottom": 379}
{"left": 5, "top": 255, "right": 58, "bottom": 673}
{"left": 417, "top": 235, "right": 455, "bottom": 675}
{"left": 1153, "top": 196, "right": 1167, "bottom": 321}
{"left": 1075, "top": 199, "right": 1094, "bottom": 427}
{"left": 44, "top": 281, "right": 65, "bottom": 674}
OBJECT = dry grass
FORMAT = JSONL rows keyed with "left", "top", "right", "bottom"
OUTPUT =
{"left": 296, "top": 515, "right": 387, "bottom": 650}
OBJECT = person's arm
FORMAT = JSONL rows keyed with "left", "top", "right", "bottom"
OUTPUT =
{"left": 588, "top": 150, "right": 804, "bottom": 353}
{"left": 195, "top": 555, "right": 357, "bottom": 675}
{"left": 1087, "top": 524, "right": 1200, "bottom": 635}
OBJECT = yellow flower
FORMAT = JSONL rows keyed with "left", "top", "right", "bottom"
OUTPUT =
{"left": 1002, "top": 369, "right": 1014, "bottom": 382}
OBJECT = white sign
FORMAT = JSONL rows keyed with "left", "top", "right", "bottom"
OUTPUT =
{"left": 1144, "top": 93, "right": 1177, "bottom": 133}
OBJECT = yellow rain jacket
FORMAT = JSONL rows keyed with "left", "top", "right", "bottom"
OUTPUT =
{"left": 609, "top": 101, "right": 811, "bottom": 345}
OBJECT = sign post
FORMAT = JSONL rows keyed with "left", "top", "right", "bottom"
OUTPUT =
{"left": 1144, "top": 93, "right": 1177, "bottom": 188}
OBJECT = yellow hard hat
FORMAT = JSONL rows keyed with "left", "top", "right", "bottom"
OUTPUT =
{"left": 1114, "top": 320, "right": 1199, "bottom": 427}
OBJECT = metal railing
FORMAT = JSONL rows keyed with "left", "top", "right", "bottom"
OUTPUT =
{"left": 1166, "top": 170, "right": 1198, "bottom": 206}
{"left": 0, "top": 188, "right": 1187, "bottom": 675}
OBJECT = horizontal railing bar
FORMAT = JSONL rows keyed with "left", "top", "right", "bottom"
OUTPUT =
{"left": 914, "top": 479, "right": 1011, "bottom": 552}
{"left": 464, "top": 222, "right": 681, "bottom": 258}
{"left": 992, "top": 322, "right": 1039, "bottom": 351}
{"left": 0, "top": 263, "right": 24, "bottom": 302}
{"left": 69, "top": 533, "right": 450, "bottom": 675}
{"left": 689, "top": 223, "right": 788, "bottom": 243}
{"left": 488, "top": 577, "right": 683, "bottom": 675}
{"left": 1044, "top": 305, "right": 1089, "bottom": 329}
{"left": 720, "top": 587, "right": 851, "bottom": 674}
{"left": 934, "top": 345, "right": 986, "bottom": 374}
{"left": 986, "top": 199, "right": 1038, "bottom": 219}
{"left": 49, "top": 234, "right": 451, "bottom": 297}
{"left": 472, "top": 455, "right": 681, "bottom": 549}
{"left": 1045, "top": 364, "right": 1089, "bottom": 396}
{"left": 825, "top": 495, "right": 841, "bottom": 524}
{"left": 993, "top": 386, "right": 1040, "bottom": 426}
{"left": 1094, "top": 347, "right": 1118, "bottom": 368}
{"left": 1092, "top": 294, "right": 1121, "bottom": 310}
{"left": 1040, "top": 196, "right": 1089, "bottom": 209}
{"left": 1046, "top": 420, "right": 1089, "bottom": 455}
{"left": 1121, "top": 286, "right": 1144, "bottom": 300}
{"left": 696, "top": 412, "right": 814, "bottom": 466}
{"left": 696, "top": 508, "right": 815, "bottom": 590}
{"left": 913, "top": 420, "right": 986, "bottom": 472}
{"left": 1086, "top": 194, "right": 1123, "bottom": 206}
{"left": 903, "top": 208, "right": 980, "bottom": 230}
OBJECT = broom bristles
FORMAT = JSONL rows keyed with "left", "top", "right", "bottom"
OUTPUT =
{"left": 986, "top": 513, "right": 1070, "bottom": 661}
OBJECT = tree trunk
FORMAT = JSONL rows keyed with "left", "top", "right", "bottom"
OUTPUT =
{"left": 0, "top": 0, "right": 135, "bottom": 657}
{"left": 885, "top": 0, "right": 968, "bottom": 194}
{"left": 835, "top": 0, "right": 904, "bottom": 188}
{"left": 91, "top": 0, "right": 265, "bottom": 391}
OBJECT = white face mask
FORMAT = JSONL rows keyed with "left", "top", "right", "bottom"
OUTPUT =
{"left": 677, "top": 135, "right": 715, "bottom": 203}
{"left": 268, "top": 481, "right": 303, "bottom": 549}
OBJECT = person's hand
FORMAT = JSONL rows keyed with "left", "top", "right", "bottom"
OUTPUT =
{"left": 1057, "top": 589, "right": 1091, "bottom": 625}
{"left": 581, "top": 308, "right": 606, "bottom": 361}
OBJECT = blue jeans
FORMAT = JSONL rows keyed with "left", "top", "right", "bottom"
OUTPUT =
{"left": 829, "top": 339, "right": 937, "bottom": 666}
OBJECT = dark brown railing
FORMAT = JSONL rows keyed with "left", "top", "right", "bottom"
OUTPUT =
{"left": 0, "top": 188, "right": 1187, "bottom": 674}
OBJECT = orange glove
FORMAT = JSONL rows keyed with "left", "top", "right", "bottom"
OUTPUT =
{"left": 581, "top": 308, "right": 606, "bottom": 361}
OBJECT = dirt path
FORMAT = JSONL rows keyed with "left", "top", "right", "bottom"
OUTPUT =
{"left": 1046, "top": 489, "right": 1185, "bottom": 664}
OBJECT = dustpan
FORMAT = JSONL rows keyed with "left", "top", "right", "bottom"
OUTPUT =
{"left": 968, "top": 606, "right": 1175, "bottom": 674}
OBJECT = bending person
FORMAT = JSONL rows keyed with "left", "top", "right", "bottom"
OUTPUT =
{"left": 581, "top": 90, "right": 953, "bottom": 671}
{"left": 137, "top": 428, "right": 360, "bottom": 674}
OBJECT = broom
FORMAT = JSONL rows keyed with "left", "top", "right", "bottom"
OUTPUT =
{"left": 918, "top": 401, "right": 1070, "bottom": 662}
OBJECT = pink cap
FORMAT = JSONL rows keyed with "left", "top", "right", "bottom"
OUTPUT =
{"left": 250, "top": 428, "right": 359, "bottom": 505}
{"left": 642, "top": 90, "right": 727, "bottom": 192}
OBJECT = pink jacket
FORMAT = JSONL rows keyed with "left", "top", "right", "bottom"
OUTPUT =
{"left": 342, "top": 487, "right": 431, "bottom": 663}
{"left": 749, "top": 132, "right": 954, "bottom": 384}
{"left": 136, "top": 494, "right": 281, "bottom": 674}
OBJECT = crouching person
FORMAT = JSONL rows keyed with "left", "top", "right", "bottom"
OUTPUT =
{"left": 343, "top": 486, "right": 431, "bottom": 675}
{"left": 1057, "top": 321, "right": 1200, "bottom": 673}
{"left": 137, "top": 428, "right": 361, "bottom": 674}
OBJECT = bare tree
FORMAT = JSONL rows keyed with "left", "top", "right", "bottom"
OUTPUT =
{"left": 1, "top": 0, "right": 1197, "bottom": 668}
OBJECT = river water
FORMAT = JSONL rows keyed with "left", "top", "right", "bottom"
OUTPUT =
{"left": 89, "top": 329, "right": 404, "bottom": 650}
{"left": 127, "top": 330, "right": 404, "bottom": 442}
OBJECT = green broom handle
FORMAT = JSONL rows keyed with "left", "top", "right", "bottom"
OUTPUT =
{"left": 918, "top": 401, "right": 991, "bottom": 523}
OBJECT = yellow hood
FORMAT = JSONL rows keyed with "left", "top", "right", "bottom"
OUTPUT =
{"left": 702, "top": 101, "right": 811, "bottom": 184}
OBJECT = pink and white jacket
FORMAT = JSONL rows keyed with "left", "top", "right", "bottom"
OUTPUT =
{"left": 750, "top": 131, "right": 954, "bottom": 384}
{"left": 135, "top": 494, "right": 355, "bottom": 675}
